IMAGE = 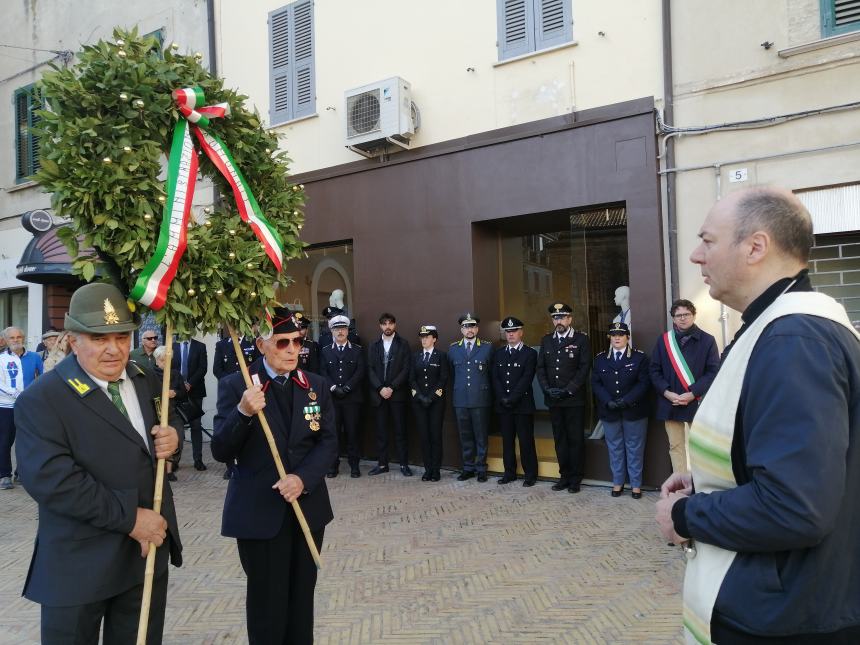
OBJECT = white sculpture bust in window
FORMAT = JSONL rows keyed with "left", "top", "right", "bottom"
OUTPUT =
{"left": 612, "top": 285, "right": 631, "bottom": 330}
{"left": 329, "top": 288, "right": 346, "bottom": 313}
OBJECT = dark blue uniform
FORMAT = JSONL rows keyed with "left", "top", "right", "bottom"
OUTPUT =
{"left": 592, "top": 345, "right": 650, "bottom": 491}
{"left": 409, "top": 348, "right": 448, "bottom": 479}
{"left": 536, "top": 329, "right": 591, "bottom": 489}
{"left": 491, "top": 344, "right": 538, "bottom": 483}
{"left": 213, "top": 336, "right": 260, "bottom": 380}
{"left": 298, "top": 338, "right": 321, "bottom": 374}
{"left": 448, "top": 338, "right": 493, "bottom": 476}
{"left": 320, "top": 342, "right": 365, "bottom": 476}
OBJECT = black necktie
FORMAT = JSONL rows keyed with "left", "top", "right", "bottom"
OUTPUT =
{"left": 615, "top": 351, "right": 622, "bottom": 362}
{"left": 466, "top": 342, "right": 472, "bottom": 355}
{"left": 338, "top": 345, "right": 344, "bottom": 354}
{"left": 273, "top": 375, "right": 287, "bottom": 386}
{"left": 423, "top": 352, "right": 430, "bottom": 363}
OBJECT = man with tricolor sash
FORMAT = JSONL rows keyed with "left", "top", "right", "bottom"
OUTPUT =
{"left": 649, "top": 299, "right": 719, "bottom": 473}
{"left": 656, "top": 186, "right": 860, "bottom": 644}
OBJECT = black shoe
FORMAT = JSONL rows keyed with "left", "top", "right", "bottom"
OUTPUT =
{"left": 223, "top": 468, "right": 233, "bottom": 480}
{"left": 456, "top": 471, "right": 475, "bottom": 481}
{"left": 611, "top": 488, "right": 623, "bottom": 497}
{"left": 401, "top": 465, "right": 413, "bottom": 477}
{"left": 632, "top": 490, "right": 643, "bottom": 499}
{"left": 551, "top": 481, "right": 569, "bottom": 492}
{"left": 477, "top": 473, "right": 488, "bottom": 483}
{"left": 194, "top": 460, "right": 207, "bottom": 471}
{"left": 368, "top": 465, "right": 389, "bottom": 476}
{"left": 422, "top": 472, "right": 431, "bottom": 481}
{"left": 522, "top": 480, "right": 536, "bottom": 487}
{"left": 166, "top": 472, "right": 177, "bottom": 482}
{"left": 497, "top": 475, "right": 516, "bottom": 484}
{"left": 430, "top": 470, "right": 441, "bottom": 482}
{"left": 351, "top": 468, "right": 361, "bottom": 478}
{"left": 326, "top": 470, "right": 338, "bottom": 479}
{"left": 568, "top": 484, "right": 581, "bottom": 493}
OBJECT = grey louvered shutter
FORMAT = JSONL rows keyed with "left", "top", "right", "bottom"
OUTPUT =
{"left": 535, "top": 0, "right": 572, "bottom": 50}
{"left": 14, "top": 89, "right": 29, "bottom": 180}
{"left": 29, "top": 88, "right": 41, "bottom": 174}
{"left": 291, "top": 0, "right": 315, "bottom": 119}
{"left": 497, "top": 0, "right": 535, "bottom": 61}
{"left": 269, "top": 5, "right": 292, "bottom": 125}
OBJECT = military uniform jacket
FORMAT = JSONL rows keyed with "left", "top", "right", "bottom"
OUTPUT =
{"left": 536, "top": 330, "right": 592, "bottom": 407}
{"left": 491, "top": 344, "right": 537, "bottom": 414}
{"left": 298, "top": 338, "right": 321, "bottom": 374}
{"left": 448, "top": 338, "right": 493, "bottom": 408}
{"left": 409, "top": 348, "right": 448, "bottom": 401}
{"left": 212, "top": 360, "right": 337, "bottom": 539}
{"left": 213, "top": 336, "right": 260, "bottom": 380}
{"left": 13, "top": 355, "right": 183, "bottom": 606}
{"left": 591, "top": 347, "right": 650, "bottom": 421}
{"left": 367, "top": 335, "right": 411, "bottom": 405}
{"left": 320, "top": 342, "right": 366, "bottom": 404}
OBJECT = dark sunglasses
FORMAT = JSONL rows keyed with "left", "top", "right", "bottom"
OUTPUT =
{"left": 274, "top": 337, "right": 304, "bottom": 350}
{"left": 142, "top": 336, "right": 159, "bottom": 341}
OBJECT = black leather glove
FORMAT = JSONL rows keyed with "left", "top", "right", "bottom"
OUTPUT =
{"left": 342, "top": 385, "right": 352, "bottom": 395}
{"left": 548, "top": 388, "right": 565, "bottom": 399}
{"left": 606, "top": 399, "right": 620, "bottom": 410}
{"left": 501, "top": 397, "right": 513, "bottom": 408}
{"left": 333, "top": 386, "right": 346, "bottom": 398}
{"left": 421, "top": 394, "right": 433, "bottom": 408}
{"left": 613, "top": 398, "right": 626, "bottom": 409}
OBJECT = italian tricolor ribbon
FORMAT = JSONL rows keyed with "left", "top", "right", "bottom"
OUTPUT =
{"left": 131, "top": 87, "right": 284, "bottom": 309}
{"left": 663, "top": 329, "right": 696, "bottom": 392}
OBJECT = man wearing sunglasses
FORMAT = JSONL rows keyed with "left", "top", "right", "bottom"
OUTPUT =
{"left": 448, "top": 313, "right": 493, "bottom": 482}
{"left": 130, "top": 329, "right": 160, "bottom": 371}
{"left": 213, "top": 307, "right": 336, "bottom": 645}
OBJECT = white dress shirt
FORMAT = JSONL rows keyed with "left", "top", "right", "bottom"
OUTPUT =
{"left": 83, "top": 366, "right": 149, "bottom": 452}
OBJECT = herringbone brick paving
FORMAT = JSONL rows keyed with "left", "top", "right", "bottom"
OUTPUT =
{"left": 0, "top": 460, "right": 684, "bottom": 644}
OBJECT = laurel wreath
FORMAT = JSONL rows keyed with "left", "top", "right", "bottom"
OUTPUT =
{"left": 33, "top": 28, "right": 305, "bottom": 338}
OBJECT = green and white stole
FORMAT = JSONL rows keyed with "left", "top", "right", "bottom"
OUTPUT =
{"left": 664, "top": 329, "right": 695, "bottom": 391}
{"left": 683, "top": 291, "right": 859, "bottom": 645}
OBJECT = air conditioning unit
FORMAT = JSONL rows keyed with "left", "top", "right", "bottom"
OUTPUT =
{"left": 345, "top": 76, "right": 419, "bottom": 157}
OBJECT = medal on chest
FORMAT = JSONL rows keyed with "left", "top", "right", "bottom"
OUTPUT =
{"left": 303, "top": 400, "right": 322, "bottom": 431}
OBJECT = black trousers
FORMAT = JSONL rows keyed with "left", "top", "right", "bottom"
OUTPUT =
{"left": 498, "top": 412, "right": 538, "bottom": 481}
{"left": 374, "top": 399, "right": 407, "bottom": 466}
{"left": 0, "top": 407, "right": 15, "bottom": 478}
{"left": 237, "top": 512, "right": 325, "bottom": 645}
{"left": 412, "top": 398, "right": 444, "bottom": 472}
{"left": 186, "top": 396, "right": 204, "bottom": 462}
{"left": 41, "top": 570, "right": 168, "bottom": 645}
{"left": 332, "top": 402, "right": 362, "bottom": 469}
{"left": 549, "top": 405, "right": 585, "bottom": 485}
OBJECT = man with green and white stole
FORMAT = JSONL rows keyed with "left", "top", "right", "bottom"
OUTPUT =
{"left": 649, "top": 299, "right": 719, "bottom": 473}
{"left": 656, "top": 186, "right": 860, "bottom": 644}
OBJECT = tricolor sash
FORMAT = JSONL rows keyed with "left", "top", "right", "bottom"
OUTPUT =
{"left": 663, "top": 330, "right": 695, "bottom": 391}
{"left": 682, "top": 291, "right": 859, "bottom": 644}
{"left": 131, "top": 87, "right": 284, "bottom": 310}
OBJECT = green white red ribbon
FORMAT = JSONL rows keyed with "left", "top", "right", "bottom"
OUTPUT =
{"left": 131, "top": 87, "right": 284, "bottom": 310}
{"left": 663, "top": 330, "right": 696, "bottom": 391}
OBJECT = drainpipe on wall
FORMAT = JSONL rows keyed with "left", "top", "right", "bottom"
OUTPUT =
{"left": 660, "top": 0, "right": 679, "bottom": 307}
{"left": 207, "top": 0, "right": 223, "bottom": 211}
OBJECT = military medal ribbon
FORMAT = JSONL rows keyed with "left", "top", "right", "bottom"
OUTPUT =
{"left": 131, "top": 87, "right": 284, "bottom": 310}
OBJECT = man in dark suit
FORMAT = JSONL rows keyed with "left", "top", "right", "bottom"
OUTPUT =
{"left": 492, "top": 316, "right": 538, "bottom": 487}
{"left": 409, "top": 325, "right": 448, "bottom": 482}
{"left": 367, "top": 313, "right": 412, "bottom": 476}
{"left": 14, "top": 282, "right": 182, "bottom": 644}
{"left": 212, "top": 308, "right": 336, "bottom": 645}
{"left": 172, "top": 336, "right": 208, "bottom": 470}
{"left": 320, "top": 314, "right": 366, "bottom": 478}
{"left": 294, "top": 312, "right": 321, "bottom": 374}
{"left": 537, "top": 302, "right": 591, "bottom": 493}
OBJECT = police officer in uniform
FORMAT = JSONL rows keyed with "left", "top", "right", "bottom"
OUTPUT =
{"left": 213, "top": 329, "right": 260, "bottom": 479}
{"left": 492, "top": 317, "right": 538, "bottom": 487}
{"left": 294, "top": 312, "right": 320, "bottom": 374}
{"left": 409, "top": 325, "right": 448, "bottom": 482}
{"left": 537, "top": 302, "right": 591, "bottom": 493}
{"left": 591, "top": 322, "right": 649, "bottom": 499}
{"left": 320, "top": 315, "right": 366, "bottom": 478}
{"left": 318, "top": 307, "right": 361, "bottom": 349}
{"left": 448, "top": 313, "right": 493, "bottom": 482}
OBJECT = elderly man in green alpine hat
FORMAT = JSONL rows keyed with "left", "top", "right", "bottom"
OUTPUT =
{"left": 14, "top": 282, "right": 183, "bottom": 645}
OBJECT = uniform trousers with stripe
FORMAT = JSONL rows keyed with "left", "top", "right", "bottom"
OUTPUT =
{"left": 498, "top": 412, "right": 538, "bottom": 481}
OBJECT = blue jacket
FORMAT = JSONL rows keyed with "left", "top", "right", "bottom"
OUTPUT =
{"left": 491, "top": 344, "right": 537, "bottom": 414}
{"left": 448, "top": 338, "right": 493, "bottom": 408}
{"left": 591, "top": 346, "right": 650, "bottom": 421}
{"left": 648, "top": 325, "right": 719, "bottom": 422}
{"left": 677, "top": 312, "right": 860, "bottom": 637}
{"left": 17, "top": 349, "right": 43, "bottom": 387}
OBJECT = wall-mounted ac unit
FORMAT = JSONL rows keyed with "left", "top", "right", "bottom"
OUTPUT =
{"left": 344, "top": 76, "right": 419, "bottom": 157}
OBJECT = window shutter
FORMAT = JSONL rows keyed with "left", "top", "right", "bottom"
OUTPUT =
{"left": 29, "top": 88, "right": 41, "bottom": 174}
{"left": 269, "top": 5, "right": 292, "bottom": 125}
{"left": 835, "top": 0, "right": 860, "bottom": 26}
{"left": 291, "top": 0, "right": 315, "bottom": 119}
{"left": 498, "top": 0, "right": 535, "bottom": 61}
{"left": 14, "top": 90, "right": 29, "bottom": 180}
{"left": 535, "top": 0, "right": 572, "bottom": 50}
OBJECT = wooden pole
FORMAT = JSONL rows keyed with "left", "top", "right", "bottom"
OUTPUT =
{"left": 136, "top": 321, "right": 173, "bottom": 645}
{"left": 228, "top": 326, "right": 322, "bottom": 569}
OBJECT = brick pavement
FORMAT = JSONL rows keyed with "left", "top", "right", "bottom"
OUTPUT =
{"left": 0, "top": 461, "right": 684, "bottom": 644}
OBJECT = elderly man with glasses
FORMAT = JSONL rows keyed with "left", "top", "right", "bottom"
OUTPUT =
{"left": 648, "top": 299, "right": 720, "bottom": 474}
{"left": 130, "top": 329, "right": 161, "bottom": 371}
